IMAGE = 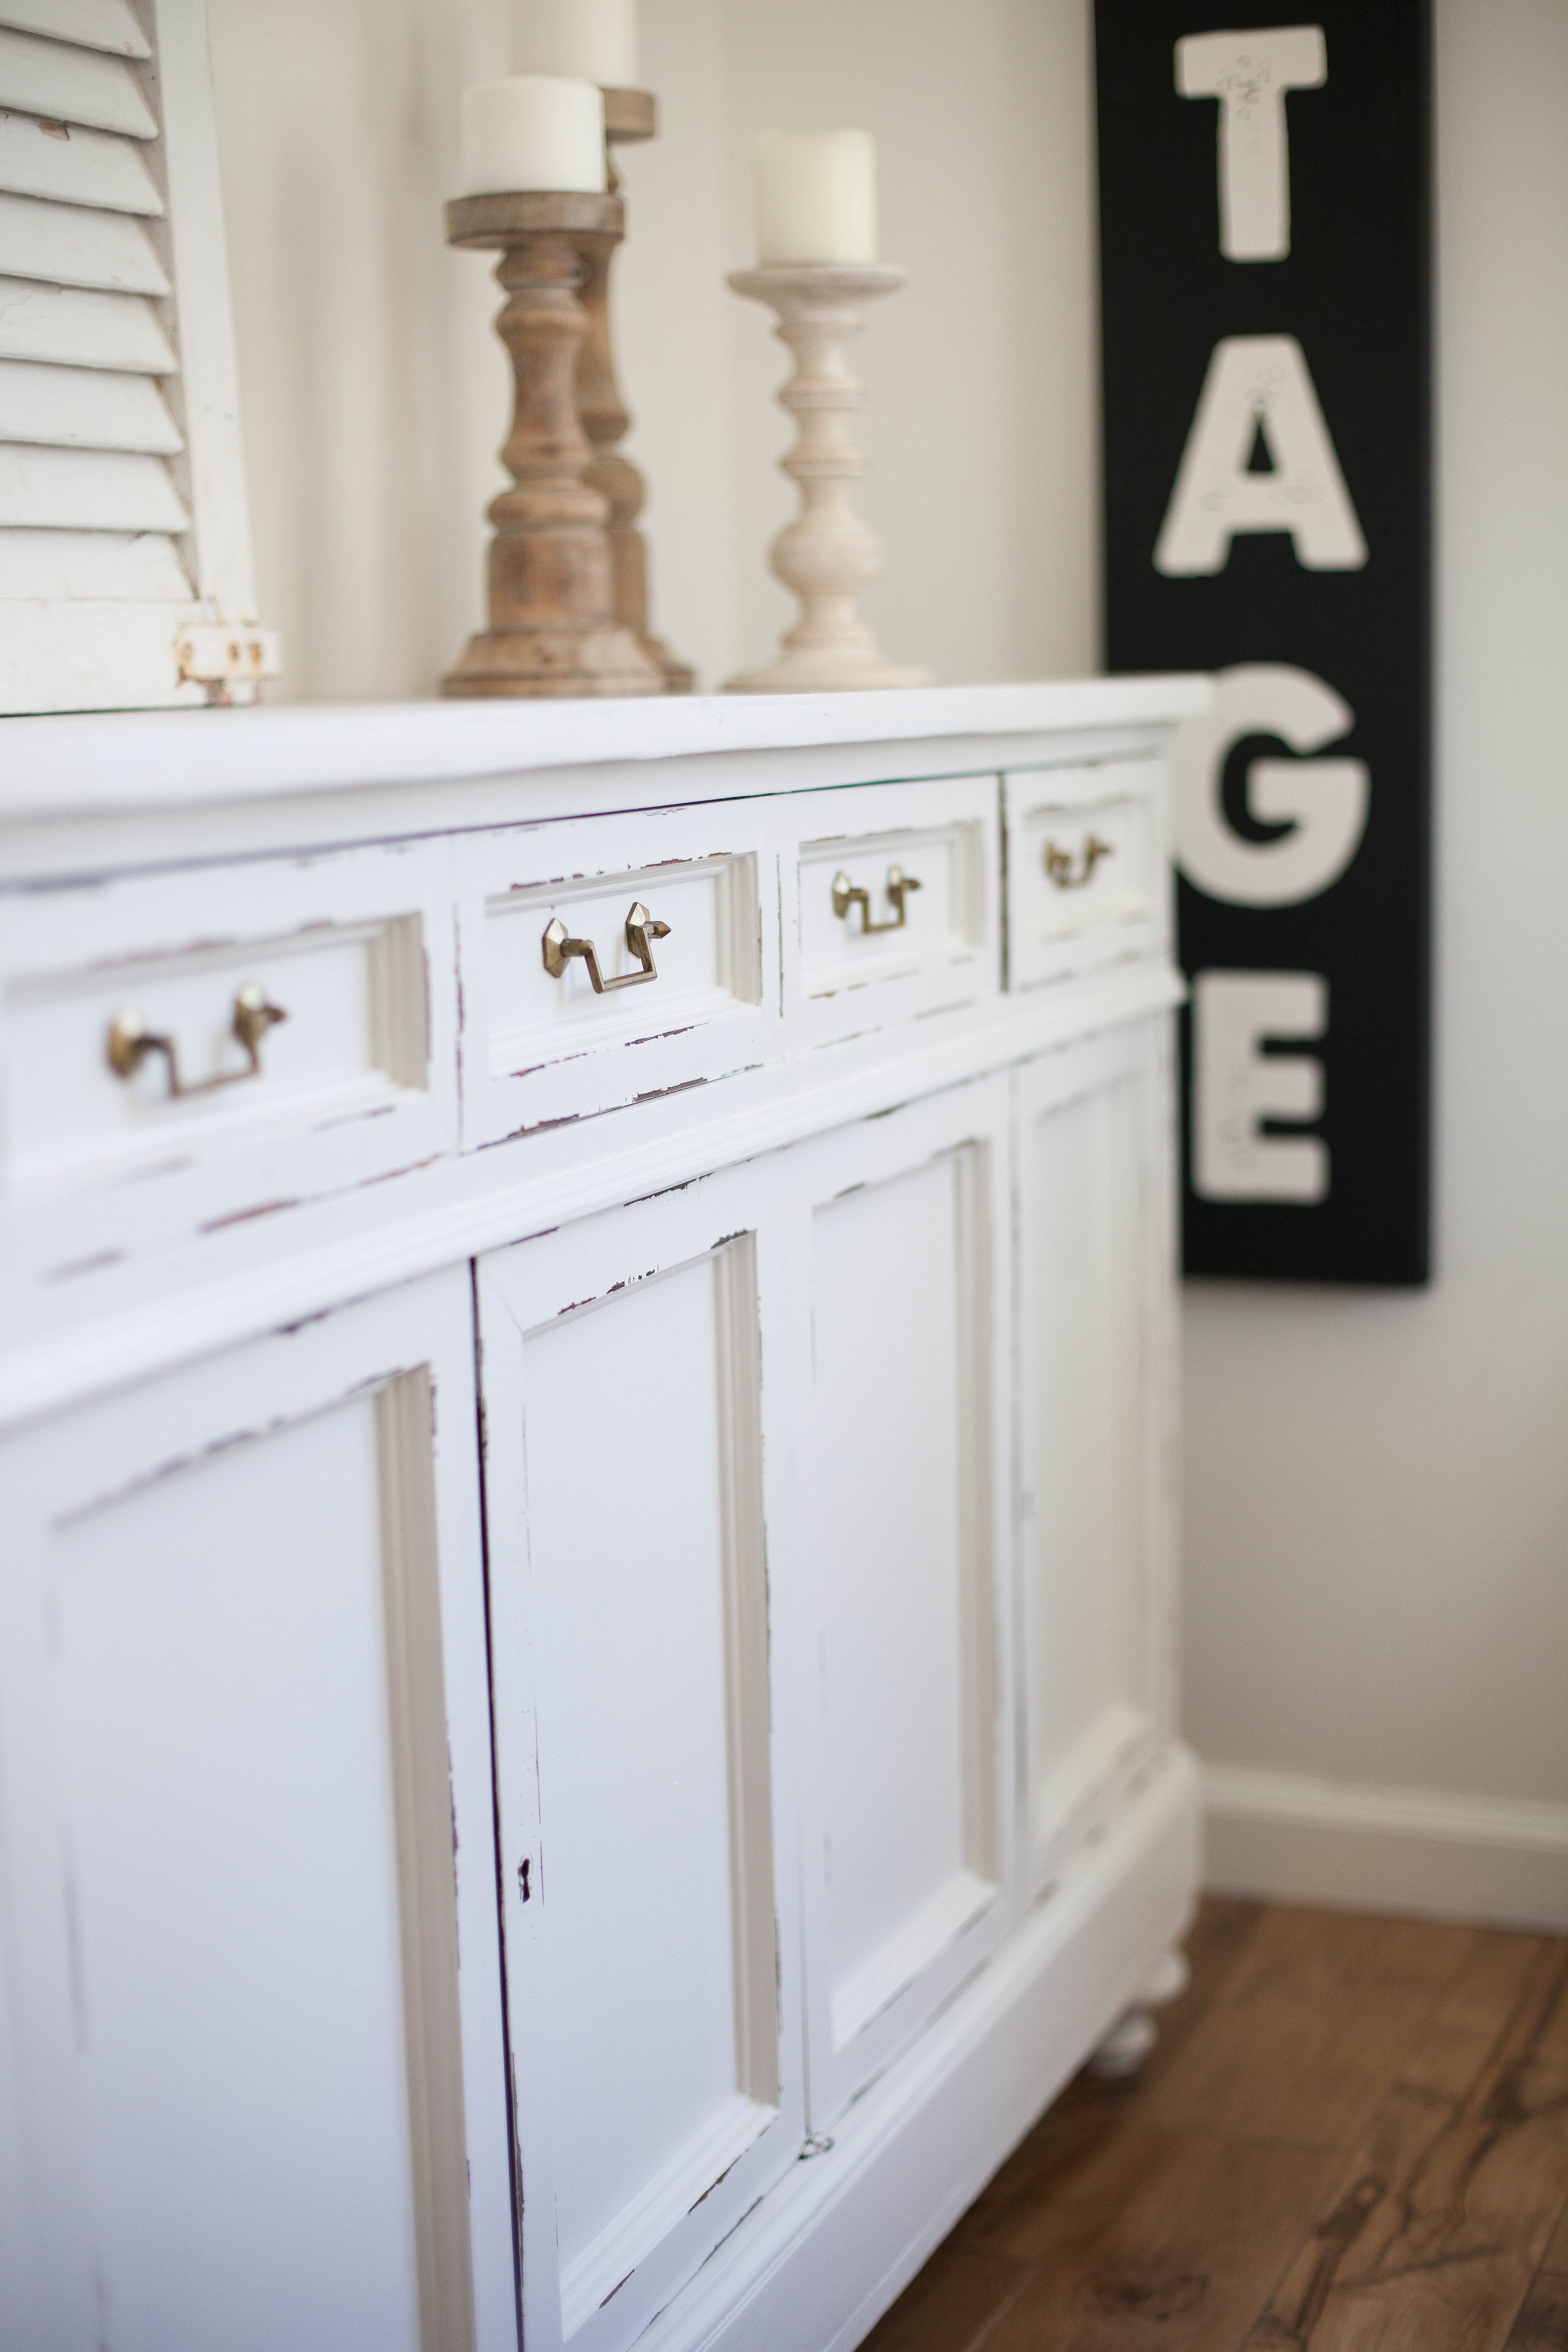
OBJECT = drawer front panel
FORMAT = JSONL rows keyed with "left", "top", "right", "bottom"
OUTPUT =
{"left": 0, "top": 841, "right": 457, "bottom": 1280}
{"left": 1005, "top": 758, "right": 1166, "bottom": 986}
{"left": 785, "top": 776, "right": 1000, "bottom": 1048}
{"left": 458, "top": 804, "right": 780, "bottom": 1144}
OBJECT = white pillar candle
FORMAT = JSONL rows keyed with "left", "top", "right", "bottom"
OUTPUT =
{"left": 753, "top": 131, "right": 878, "bottom": 267}
{"left": 511, "top": 0, "right": 639, "bottom": 88}
{"left": 460, "top": 75, "right": 606, "bottom": 196}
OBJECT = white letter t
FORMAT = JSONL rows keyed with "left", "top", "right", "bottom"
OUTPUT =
{"left": 1177, "top": 26, "right": 1327, "bottom": 262}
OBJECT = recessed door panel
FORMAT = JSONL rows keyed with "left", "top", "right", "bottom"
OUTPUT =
{"left": 479, "top": 1175, "right": 799, "bottom": 2352}
{"left": 787, "top": 1079, "right": 1012, "bottom": 2127}
{"left": 524, "top": 1261, "right": 761, "bottom": 2306}
{"left": 814, "top": 1158, "right": 985, "bottom": 2033}
{"left": 1016, "top": 1023, "right": 1173, "bottom": 1896}
{"left": 52, "top": 1397, "right": 425, "bottom": 2352}
{"left": 0, "top": 1275, "right": 513, "bottom": 2352}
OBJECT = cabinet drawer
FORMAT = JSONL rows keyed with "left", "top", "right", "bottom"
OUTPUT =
{"left": 1005, "top": 759, "right": 1167, "bottom": 986}
{"left": 457, "top": 804, "right": 780, "bottom": 1145}
{"left": 0, "top": 841, "right": 457, "bottom": 1278}
{"left": 784, "top": 777, "right": 999, "bottom": 1049}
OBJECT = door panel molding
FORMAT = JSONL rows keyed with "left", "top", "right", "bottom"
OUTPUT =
{"left": 1013, "top": 1021, "right": 1177, "bottom": 1903}
{"left": 0, "top": 1272, "right": 513, "bottom": 2352}
{"left": 478, "top": 1168, "right": 803, "bottom": 2352}
{"left": 779, "top": 1074, "right": 1015, "bottom": 2130}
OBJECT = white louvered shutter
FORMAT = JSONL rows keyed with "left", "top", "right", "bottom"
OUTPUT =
{"left": 0, "top": 0, "right": 275, "bottom": 712}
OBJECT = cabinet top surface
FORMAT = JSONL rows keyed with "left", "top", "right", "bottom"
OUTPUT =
{"left": 0, "top": 678, "right": 1209, "bottom": 827}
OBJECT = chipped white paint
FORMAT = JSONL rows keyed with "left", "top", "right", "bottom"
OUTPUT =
{"left": 0, "top": 106, "right": 165, "bottom": 212}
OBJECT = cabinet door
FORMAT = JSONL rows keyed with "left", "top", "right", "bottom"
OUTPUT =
{"left": 0, "top": 1272, "right": 514, "bottom": 2352}
{"left": 781, "top": 1076, "right": 1014, "bottom": 2129}
{"left": 1014, "top": 1019, "right": 1178, "bottom": 1901}
{"left": 477, "top": 1172, "right": 802, "bottom": 2352}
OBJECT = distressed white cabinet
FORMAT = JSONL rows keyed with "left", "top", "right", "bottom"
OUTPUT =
{"left": 0, "top": 681, "right": 1206, "bottom": 2352}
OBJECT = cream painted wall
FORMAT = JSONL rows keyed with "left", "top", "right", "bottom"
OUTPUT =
{"left": 711, "top": 0, "right": 1099, "bottom": 689}
{"left": 206, "top": 0, "right": 1568, "bottom": 1919}
{"left": 208, "top": 0, "right": 506, "bottom": 704}
{"left": 206, "top": 0, "right": 1099, "bottom": 696}
{"left": 1186, "top": 0, "right": 1568, "bottom": 1877}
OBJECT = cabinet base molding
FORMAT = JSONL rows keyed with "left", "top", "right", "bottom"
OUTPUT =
{"left": 643, "top": 1747, "right": 1199, "bottom": 2352}
{"left": 1202, "top": 1764, "right": 1568, "bottom": 1933}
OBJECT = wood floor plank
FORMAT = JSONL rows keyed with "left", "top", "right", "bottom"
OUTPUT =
{"left": 1507, "top": 2199, "right": 1568, "bottom": 2352}
{"left": 1503, "top": 2271, "right": 1568, "bottom": 2351}
{"left": 1537, "top": 2196, "right": 1568, "bottom": 2276}
{"left": 1144, "top": 1904, "right": 1485, "bottom": 2153}
{"left": 859, "top": 2239, "right": 1037, "bottom": 2352}
{"left": 1242, "top": 1933, "right": 1568, "bottom": 2352}
{"left": 976, "top": 2125, "right": 1341, "bottom": 2352}
{"left": 870, "top": 1902, "right": 1568, "bottom": 2352}
{"left": 950, "top": 1898, "right": 1266, "bottom": 2266}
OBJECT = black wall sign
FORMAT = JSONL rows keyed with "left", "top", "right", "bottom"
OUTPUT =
{"left": 1095, "top": 0, "right": 1432, "bottom": 1284}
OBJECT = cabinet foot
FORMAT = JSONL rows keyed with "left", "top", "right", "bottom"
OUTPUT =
{"left": 1088, "top": 2005, "right": 1158, "bottom": 2077}
{"left": 1087, "top": 1945, "right": 1191, "bottom": 2078}
{"left": 1142, "top": 1947, "right": 1191, "bottom": 2007}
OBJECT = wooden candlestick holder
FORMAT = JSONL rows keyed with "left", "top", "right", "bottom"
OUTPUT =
{"left": 725, "top": 263, "right": 929, "bottom": 694}
{"left": 574, "top": 90, "right": 694, "bottom": 692}
{"left": 443, "top": 190, "right": 664, "bottom": 700}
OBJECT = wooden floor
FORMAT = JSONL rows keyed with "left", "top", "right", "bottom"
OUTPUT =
{"left": 864, "top": 1898, "right": 1568, "bottom": 2352}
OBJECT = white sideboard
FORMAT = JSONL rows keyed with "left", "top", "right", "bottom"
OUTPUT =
{"left": 0, "top": 679, "right": 1206, "bottom": 2352}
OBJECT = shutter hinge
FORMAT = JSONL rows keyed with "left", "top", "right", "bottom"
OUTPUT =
{"left": 175, "top": 625, "right": 283, "bottom": 701}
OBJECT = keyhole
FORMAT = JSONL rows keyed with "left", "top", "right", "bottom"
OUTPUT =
{"left": 518, "top": 1857, "right": 531, "bottom": 1903}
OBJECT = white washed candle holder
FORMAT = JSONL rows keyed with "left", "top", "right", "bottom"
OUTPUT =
{"left": 725, "top": 264, "right": 929, "bottom": 694}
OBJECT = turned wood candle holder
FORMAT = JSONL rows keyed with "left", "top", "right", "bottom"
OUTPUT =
{"left": 725, "top": 263, "right": 929, "bottom": 695}
{"left": 444, "top": 190, "right": 664, "bottom": 700}
{"left": 573, "top": 89, "right": 694, "bottom": 693}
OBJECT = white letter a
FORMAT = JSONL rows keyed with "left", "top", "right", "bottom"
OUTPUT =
{"left": 1155, "top": 335, "right": 1367, "bottom": 576}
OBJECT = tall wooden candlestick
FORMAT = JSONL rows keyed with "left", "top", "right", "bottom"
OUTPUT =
{"left": 574, "top": 90, "right": 695, "bottom": 692}
{"left": 444, "top": 190, "right": 664, "bottom": 699}
{"left": 725, "top": 263, "right": 929, "bottom": 694}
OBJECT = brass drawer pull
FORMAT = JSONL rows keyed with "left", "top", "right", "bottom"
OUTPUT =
{"left": 1044, "top": 834, "right": 1113, "bottom": 890}
{"left": 106, "top": 983, "right": 288, "bottom": 1098}
{"left": 832, "top": 864, "right": 922, "bottom": 935}
{"left": 542, "top": 900, "right": 671, "bottom": 993}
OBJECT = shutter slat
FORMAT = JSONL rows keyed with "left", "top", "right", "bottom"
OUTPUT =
{"left": 0, "top": 26, "right": 156, "bottom": 138}
{"left": 0, "top": 190, "right": 167, "bottom": 292}
{"left": 0, "top": 2, "right": 150, "bottom": 62}
{"left": 0, "top": 522, "right": 187, "bottom": 596}
{"left": 0, "top": 355, "right": 181, "bottom": 450}
{"left": 0, "top": 276, "right": 174, "bottom": 369}
{"left": 0, "top": 108, "right": 162, "bottom": 213}
{"left": 0, "top": 441, "right": 187, "bottom": 529}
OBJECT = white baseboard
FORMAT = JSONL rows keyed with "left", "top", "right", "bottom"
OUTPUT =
{"left": 1202, "top": 1764, "right": 1568, "bottom": 1932}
